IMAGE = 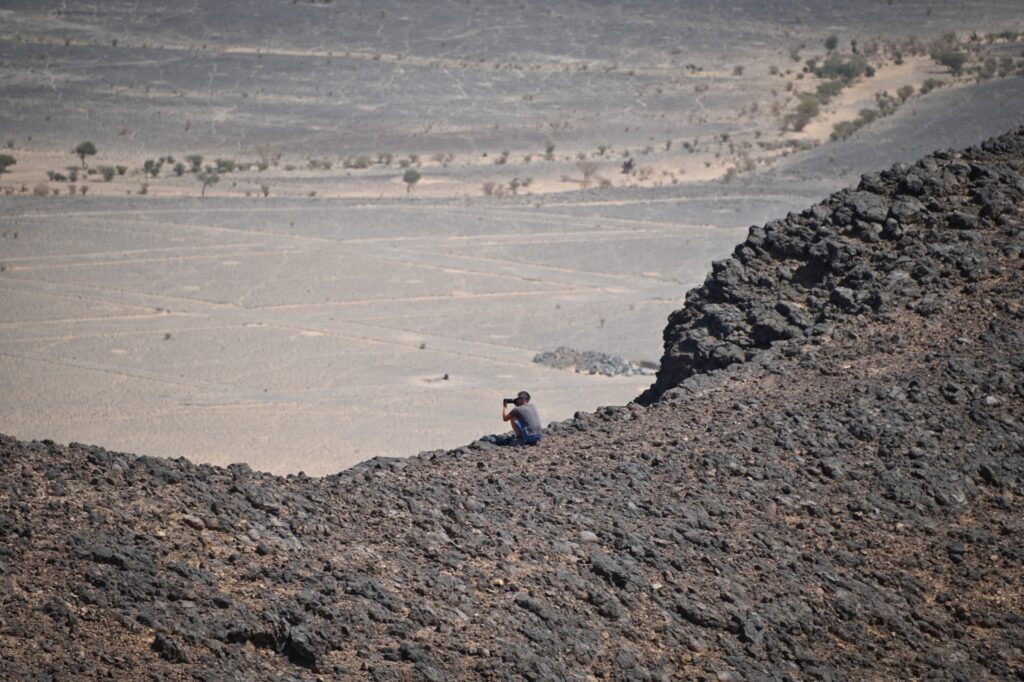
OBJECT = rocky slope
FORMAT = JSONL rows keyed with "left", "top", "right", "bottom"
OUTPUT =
{"left": 2, "top": 130, "right": 1023, "bottom": 680}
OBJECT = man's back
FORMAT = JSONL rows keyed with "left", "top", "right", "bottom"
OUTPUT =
{"left": 511, "top": 403, "right": 542, "bottom": 437}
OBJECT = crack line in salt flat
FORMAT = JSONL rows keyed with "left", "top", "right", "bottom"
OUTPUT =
{"left": 4, "top": 248, "right": 317, "bottom": 273}
{"left": 251, "top": 287, "right": 593, "bottom": 311}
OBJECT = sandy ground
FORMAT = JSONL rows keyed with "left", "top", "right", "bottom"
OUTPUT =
{"left": 1, "top": 2, "right": 1022, "bottom": 474}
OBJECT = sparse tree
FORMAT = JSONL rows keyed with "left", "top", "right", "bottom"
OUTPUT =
{"left": 402, "top": 168, "right": 421, "bottom": 194}
{"left": 933, "top": 49, "right": 968, "bottom": 75}
{"left": 186, "top": 154, "right": 204, "bottom": 173}
{"left": 74, "top": 141, "right": 97, "bottom": 168}
{"left": 197, "top": 170, "right": 219, "bottom": 197}
{"left": 0, "top": 154, "right": 15, "bottom": 176}
{"left": 577, "top": 160, "right": 599, "bottom": 189}
{"left": 824, "top": 34, "right": 839, "bottom": 51}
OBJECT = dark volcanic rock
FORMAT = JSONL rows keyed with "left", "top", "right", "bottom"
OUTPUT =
{"left": 1, "top": 129, "right": 1023, "bottom": 680}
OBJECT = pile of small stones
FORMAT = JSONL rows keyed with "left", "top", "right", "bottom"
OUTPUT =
{"left": 1, "top": 129, "right": 1021, "bottom": 680}
{"left": 534, "top": 346, "right": 654, "bottom": 377}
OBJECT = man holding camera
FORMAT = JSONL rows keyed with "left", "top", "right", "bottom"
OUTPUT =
{"left": 502, "top": 391, "right": 543, "bottom": 445}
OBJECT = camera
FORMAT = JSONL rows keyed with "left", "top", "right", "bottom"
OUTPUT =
{"left": 503, "top": 397, "right": 517, "bottom": 406}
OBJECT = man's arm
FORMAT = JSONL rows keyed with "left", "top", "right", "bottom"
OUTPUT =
{"left": 502, "top": 404, "right": 517, "bottom": 422}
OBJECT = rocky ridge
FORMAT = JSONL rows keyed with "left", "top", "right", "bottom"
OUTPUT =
{"left": 533, "top": 346, "right": 653, "bottom": 377}
{"left": 1, "top": 130, "right": 1023, "bottom": 680}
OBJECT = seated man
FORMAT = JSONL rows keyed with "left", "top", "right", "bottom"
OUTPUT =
{"left": 502, "top": 391, "right": 543, "bottom": 445}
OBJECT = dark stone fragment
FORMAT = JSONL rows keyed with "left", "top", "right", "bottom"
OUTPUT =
{"left": 846, "top": 192, "right": 889, "bottom": 223}
{"left": 948, "top": 212, "right": 979, "bottom": 230}
{"left": 151, "top": 633, "right": 188, "bottom": 663}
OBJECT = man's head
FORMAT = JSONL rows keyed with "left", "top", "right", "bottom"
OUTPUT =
{"left": 516, "top": 390, "right": 531, "bottom": 405}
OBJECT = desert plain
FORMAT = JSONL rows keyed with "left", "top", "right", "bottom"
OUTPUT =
{"left": 1, "top": 0, "right": 1023, "bottom": 474}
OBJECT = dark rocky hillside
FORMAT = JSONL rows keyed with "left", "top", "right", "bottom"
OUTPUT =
{"left": 2, "top": 130, "right": 1023, "bottom": 681}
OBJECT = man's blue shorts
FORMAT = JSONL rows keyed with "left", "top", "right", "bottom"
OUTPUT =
{"left": 514, "top": 419, "right": 542, "bottom": 445}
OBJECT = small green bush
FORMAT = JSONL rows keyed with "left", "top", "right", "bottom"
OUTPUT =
{"left": 787, "top": 94, "right": 821, "bottom": 132}
{"left": 813, "top": 54, "right": 869, "bottom": 81}
{"left": 815, "top": 79, "right": 845, "bottom": 104}
{"left": 897, "top": 85, "right": 915, "bottom": 102}
{"left": 186, "top": 155, "right": 203, "bottom": 172}
{"left": 99, "top": 165, "right": 116, "bottom": 181}
{"left": 0, "top": 154, "right": 15, "bottom": 176}
{"left": 920, "top": 78, "right": 943, "bottom": 94}
{"left": 932, "top": 50, "right": 967, "bottom": 75}
{"left": 824, "top": 34, "right": 838, "bottom": 51}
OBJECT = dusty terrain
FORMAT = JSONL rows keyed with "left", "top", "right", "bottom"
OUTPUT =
{"left": 1, "top": 2, "right": 1024, "bottom": 471}
{"left": 1, "top": 128, "right": 1021, "bottom": 680}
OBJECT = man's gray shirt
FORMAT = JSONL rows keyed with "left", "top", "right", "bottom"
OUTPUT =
{"left": 510, "top": 404, "right": 542, "bottom": 437}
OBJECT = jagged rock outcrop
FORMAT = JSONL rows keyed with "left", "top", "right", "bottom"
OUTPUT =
{"left": 639, "top": 130, "right": 1024, "bottom": 403}
{"left": 1, "top": 130, "right": 1022, "bottom": 680}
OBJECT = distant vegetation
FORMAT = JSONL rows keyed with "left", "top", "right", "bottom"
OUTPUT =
{"left": 197, "top": 170, "right": 219, "bottom": 197}
{"left": 0, "top": 154, "right": 15, "bottom": 176}
{"left": 932, "top": 49, "right": 968, "bottom": 75}
{"left": 74, "top": 141, "right": 96, "bottom": 168}
{"left": 402, "top": 169, "right": 421, "bottom": 194}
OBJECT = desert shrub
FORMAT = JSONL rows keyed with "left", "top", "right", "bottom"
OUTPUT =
{"left": 815, "top": 79, "right": 845, "bottom": 104}
{"left": 932, "top": 49, "right": 967, "bottom": 75}
{"left": 976, "top": 56, "right": 998, "bottom": 80}
{"left": 99, "top": 165, "right": 116, "bottom": 181}
{"left": 116, "top": 165, "right": 127, "bottom": 176}
{"left": 80, "top": 185, "right": 88, "bottom": 195}
{"left": 215, "top": 159, "right": 236, "bottom": 173}
{"left": 74, "top": 141, "right": 96, "bottom": 167}
{"left": 260, "top": 183, "right": 270, "bottom": 197}
{"left": 186, "top": 155, "right": 203, "bottom": 172}
{"left": 920, "top": 78, "right": 942, "bottom": 94}
{"left": 138, "top": 182, "right": 148, "bottom": 195}
{"left": 733, "top": 65, "right": 744, "bottom": 76}
{"left": 377, "top": 152, "right": 393, "bottom": 165}
{"left": 173, "top": 162, "right": 186, "bottom": 176}
{"left": 544, "top": 141, "right": 555, "bottom": 161}
{"left": 813, "top": 53, "right": 869, "bottom": 80}
{"left": 495, "top": 150, "right": 510, "bottom": 165}
{"left": 397, "top": 159, "right": 410, "bottom": 169}
{"left": 824, "top": 34, "right": 839, "bottom": 51}
{"left": 875, "top": 91, "right": 900, "bottom": 116}
{"left": 345, "top": 155, "right": 373, "bottom": 169}
{"left": 786, "top": 94, "right": 821, "bottom": 131}
{"left": 897, "top": 85, "right": 915, "bottom": 102}
{"left": 33, "top": 182, "right": 50, "bottom": 196}
{"left": 830, "top": 120, "right": 861, "bottom": 141}
{"left": 65, "top": 168, "right": 79, "bottom": 182}
{"left": 482, "top": 181, "right": 496, "bottom": 196}
{"left": 0, "top": 154, "right": 15, "bottom": 175}
{"left": 858, "top": 108, "right": 880, "bottom": 124}
{"left": 143, "top": 159, "right": 163, "bottom": 177}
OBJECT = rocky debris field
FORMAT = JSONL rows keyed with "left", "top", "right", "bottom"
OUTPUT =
{"left": 533, "top": 347, "right": 654, "bottom": 377}
{"left": 1, "top": 129, "right": 1023, "bottom": 680}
